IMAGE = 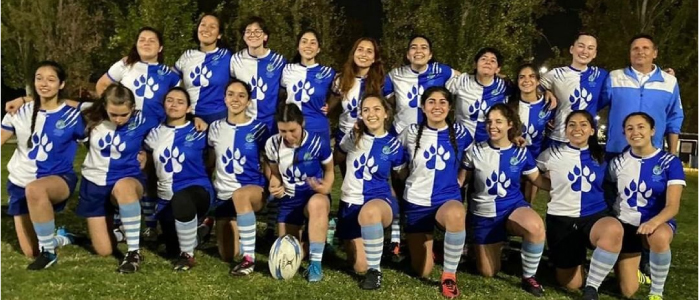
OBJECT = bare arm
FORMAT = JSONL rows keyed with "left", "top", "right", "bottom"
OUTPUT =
{"left": 526, "top": 170, "right": 551, "bottom": 191}
{"left": 95, "top": 73, "right": 113, "bottom": 97}
{"left": 268, "top": 162, "right": 285, "bottom": 198}
{"left": 638, "top": 185, "right": 683, "bottom": 235}
{"left": 666, "top": 133, "right": 679, "bottom": 156}
{"left": 1, "top": 129, "right": 14, "bottom": 146}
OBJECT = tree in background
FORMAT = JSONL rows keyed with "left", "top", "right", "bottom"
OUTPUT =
{"left": 580, "top": 0, "right": 697, "bottom": 133}
{"left": 381, "top": 0, "right": 549, "bottom": 75}
{"left": 2, "top": 0, "right": 105, "bottom": 97}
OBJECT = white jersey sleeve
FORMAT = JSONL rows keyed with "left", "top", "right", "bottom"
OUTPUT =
{"left": 106, "top": 59, "right": 128, "bottom": 82}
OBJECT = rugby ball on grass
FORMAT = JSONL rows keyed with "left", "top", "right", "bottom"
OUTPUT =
{"left": 268, "top": 234, "right": 302, "bottom": 280}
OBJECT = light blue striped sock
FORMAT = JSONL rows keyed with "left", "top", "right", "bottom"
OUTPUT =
{"left": 309, "top": 242, "right": 325, "bottom": 263}
{"left": 361, "top": 223, "right": 384, "bottom": 270}
{"left": 119, "top": 201, "right": 142, "bottom": 252}
{"left": 33, "top": 220, "right": 56, "bottom": 254}
{"left": 586, "top": 247, "right": 619, "bottom": 289}
{"left": 175, "top": 217, "right": 198, "bottom": 256}
{"left": 443, "top": 230, "right": 466, "bottom": 274}
{"left": 521, "top": 241, "right": 544, "bottom": 278}
{"left": 237, "top": 212, "right": 257, "bottom": 261}
{"left": 141, "top": 197, "right": 157, "bottom": 228}
{"left": 650, "top": 250, "right": 671, "bottom": 296}
{"left": 390, "top": 216, "right": 401, "bottom": 243}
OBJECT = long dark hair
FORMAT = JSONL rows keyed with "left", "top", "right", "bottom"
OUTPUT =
{"left": 339, "top": 37, "right": 385, "bottom": 100}
{"left": 413, "top": 86, "right": 458, "bottom": 164}
{"left": 83, "top": 83, "right": 136, "bottom": 136}
{"left": 163, "top": 86, "right": 194, "bottom": 122}
{"left": 28, "top": 61, "right": 67, "bottom": 148}
{"left": 353, "top": 94, "right": 392, "bottom": 148}
{"left": 292, "top": 29, "right": 322, "bottom": 64}
{"left": 126, "top": 27, "right": 164, "bottom": 66}
{"left": 193, "top": 13, "right": 226, "bottom": 49}
{"left": 507, "top": 63, "right": 543, "bottom": 114}
{"left": 565, "top": 110, "right": 605, "bottom": 163}
{"left": 486, "top": 103, "right": 522, "bottom": 143}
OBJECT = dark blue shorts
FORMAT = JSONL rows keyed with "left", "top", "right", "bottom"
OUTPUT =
{"left": 336, "top": 197, "right": 397, "bottom": 240}
{"left": 76, "top": 176, "right": 145, "bottom": 218}
{"left": 470, "top": 199, "right": 530, "bottom": 244}
{"left": 213, "top": 197, "right": 236, "bottom": 219}
{"left": 276, "top": 190, "right": 328, "bottom": 226}
{"left": 196, "top": 109, "right": 228, "bottom": 124}
{"left": 6, "top": 173, "right": 78, "bottom": 216}
{"left": 404, "top": 201, "right": 447, "bottom": 234}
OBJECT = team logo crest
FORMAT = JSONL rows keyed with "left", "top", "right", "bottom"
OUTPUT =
{"left": 55, "top": 120, "right": 67, "bottom": 130}
{"left": 185, "top": 133, "right": 196, "bottom": 142}
{"left": 127, "top": 121, "right": 138, "bottom": 131}
{"left": 266, "top": 63, "right": 275, "bottom": 73}
{"left": 382, "top": 145, "right": 392, "bottom": 155}
{"left": 157, "top": 69, "right": 167, "bottom": 77}
{"left": 652, "top": 165, "right": 663, "bottom": 175}
{"left": 491, "top": 89, "right": 499, "bottom": 96}
{"left": 509, "top": 156, "right": 519, "bottom": 165}
{"left": 303, "top": 152, "right": 313, "bottom": 161}
{"left": 245, "top": 133, "right": 255, "bottom": 143}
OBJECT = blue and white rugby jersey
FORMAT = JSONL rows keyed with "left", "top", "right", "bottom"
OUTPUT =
{"left": 208, "top": 118, "right": 267, "bottom": 200}
{"left": 536, "top": 143, "right": 607, "bottom": 217}
{"left": 463, "top": 142, "right": 538, "bottom": 218}
{"left": 230, "top": 49, "right": 286, "bottom": 122}
{"left": 447, "top": 74, "right": 510, "bottom": 142}
{"left": 1, "top": 102, "right": 84, "bottom": 187}
{"left": 144, "top": 121, "right": 211, "bottom": 200}
{"left": 609, "top": 149, "right": 686, "bottom": 226}
{"left": 174, "top": 48, "right": 233, "bottom": 115}
{"left": 518, "top": 97, "right": 553, "bottom": 157}
{"left": 265, "top": 131, "right": 333, "bottom": 198}
{"left": 384, "top": 62, "right": 456, "bottom": 134}
{"left": 281, "top": 63, "right": 336, "bottom": 133}
{"left": 334, "top": 76, "right": 367, "bottom": 136}
{"left": 107, "top": 59, "right": 181, "bottom": 120}
{"left": 398, "top": 123, "right": 473, "bottom": 207}
{"left": 338, "top": 130, "right": 405, "bottom": 205}
{"left": 81, "top": 111, "right": 159, "bottom": 186}
{"left": 540, "top": 66, "right": 608, "bottom": 142}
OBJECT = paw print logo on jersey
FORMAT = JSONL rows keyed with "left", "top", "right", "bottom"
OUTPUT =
{"left": 189, "top": 65, "right": 212, "bottom": 87}
{"left": 567, "top": 165, "right": 596, "bottom": 192}
{"left": 97, "top": 132, "right": 126, "bottom": 159}
{"left": 525, "top": 124, "right": 539, "bottom": 143}
{"left": 346, "top": 97, "right": 359, "bottom": 118}
{"left": 406, "top": 85, "right": 424, "bottom": 108}
{"left": 27, "top": 133, "right": 53, "bottom": 161}
{"left": 485, "top": 171, "right": 511, "bottom": 197}
{"left": 423, "top": 145, "right": 451, "bottom": 170}
{"left": 568, "top": 87, "right": 592, "bottom": 110}
{"left": 250, "top": 76, "right": 268, "bottom": 101}
{"left": 292, "top": 80, "right": 315, "bottom": 103}
{"left": 353, "top": 154, "right": 378, "bottom": 180}
{"left": 221, "top": 148, "right": 246, "bottom": 175}
{"left": 467, "top": 99, "right": 488, "bottom": 121}
{"left": 284, "top": 166, "right": 307, "bottom": 186}
{"left": 623, "top": 179, "right": 653, "bottom": 208}
{"left": 159, "top": 146, "right": 186, "bottom": 173}
{"left": 133, "top": 75, "right": 159, "bottom": 99}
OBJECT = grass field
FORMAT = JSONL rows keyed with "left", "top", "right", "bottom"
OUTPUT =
{"left": 1, "top": 144, "right": 697, "bottom": 300}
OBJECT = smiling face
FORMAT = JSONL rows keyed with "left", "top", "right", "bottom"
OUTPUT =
{"left": 164, "top": 90, "right": 190, "bottom": 121}
{"left": 475, "top": 52, "right": 501, "bottom": 77}
{"left": 34, "top": 66, "right": 64, "bottom": 100}
{"left": 297, "top": 32, "right": 320, "bottom": 62}
{"left": 629, "top": 37, "right": 658, "bottom": 69}
{"left": 360, "top": 96, "right": 388, "bottom": 133}
{"left": 486, "top": 108, "right": 512, "bottom": 143}
{"left": 569, "top": 35, "right": 598, "bottom": 67}
{"left": 224, "top": 82, "right": 250, "bottom": 115}
{"left": 406, "top": 37, "right": 432, "bottom": 68}
{"left": 243, "top": 22, "right": 267, "bottom": 49}
{"left": 422, "top": 91, "right": 449, "bottom": 126}
{"left": 353, "top": 40, "right": 376, "bottom": 69}
{"left": 624, "top": 115, "right": 655, "bottom": 149}
{"left": 517, "top": 66, "right": 539, "bottom": 95}
{"left": 565, "top": 113, "right": 594, "bottom": 148}
{"left": 136, "top": 30, "right": 162, "bottom": 62}
{"left": 197, "top": 15, "right": 221, "bottom": 47}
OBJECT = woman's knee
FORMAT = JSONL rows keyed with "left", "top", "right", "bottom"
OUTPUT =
{"left": 24, "top": 182, "right": 47, "bottom": 204}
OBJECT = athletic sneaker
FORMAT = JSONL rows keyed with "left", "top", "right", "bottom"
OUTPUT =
{"left": 142, "top": 227, "right": 158, "bottom": 243}
{"left": 305, "top": 261, "right": 323, "bottom": 282}
{"left": 113, "top": 227, "right": 126, "bottom": 243}
{"left": 440, "top": 278, "right": 460, "bottom": 298}
{"left": 648, "top": 295, "right": 663, "bottom": 300}
{"left": 521, "top": 276, "right": 544, "bottom": 297}
{"left": 27, "top": 249, "right": 57, "bottom": 270}
{"left": 360, "top": 268, "right": 382, "bottom": 290}
{"left": 229, "top": 255, "right": 255, "bottom": 276}
{"left": 117, "top": 250, "right": 142, "bottom": 273}
{"left": 638, "top": 270, "right": 652, "bottom": 285}
{"left": 173, "top": 252, "right": 195, "bottom": 271}
{"left": 56, "top": 227, "right": 76, "bottom": 244}
{"left": 197, "top": 217, "right": 214, "bottom": 246}
{"left": 580, "top": 286, "right": 599, "bottom": 300}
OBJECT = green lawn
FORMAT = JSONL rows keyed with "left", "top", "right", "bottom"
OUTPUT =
{"left": 1, "top": 144, "right": 697, "bottom": 300}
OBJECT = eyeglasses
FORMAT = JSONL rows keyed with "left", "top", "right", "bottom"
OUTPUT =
{"left": 244, "top": 29, "right": 264, "bottom": 36}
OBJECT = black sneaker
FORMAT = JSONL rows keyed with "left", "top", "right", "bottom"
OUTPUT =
{"left": 580, "top": 286, "right": 599, "bottom": 300}
{"left": 229, "top": 255, "right": 255, "bottom": 276}
{"left": 360, "top": 268, "right": 382, "bottom": 290}
{"left": 196, "top": 217, "right": 214, "bottom": 246}
{"left": 521, "top": 276, "right": 544, "bottom": 297}
{"left": 27, "top": 249, "right": 57, "bottom": 270}
{"left": 117, "top": 250, "right": 143, "bottom": 273}
{"left": 173, "top": 252, "right": 196, "bottom": 271}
